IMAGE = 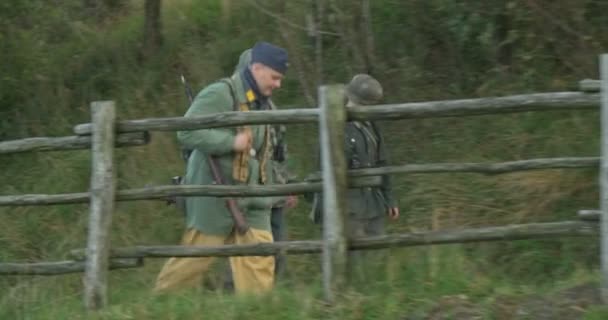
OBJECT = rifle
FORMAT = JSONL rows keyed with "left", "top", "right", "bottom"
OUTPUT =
{"left": 180, "top": 75, "right": 250, "bottom": 234}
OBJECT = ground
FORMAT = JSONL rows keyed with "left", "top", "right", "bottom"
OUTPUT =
{"left": 405, "top": 282, "right": 602, "bottom": 320}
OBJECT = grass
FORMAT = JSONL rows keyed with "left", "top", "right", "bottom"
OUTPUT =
{"left": 0, "top": 247, "right": 602, "bottom": 319}
{"left": 1, "top": 0, "right": 607, "bottom": 318}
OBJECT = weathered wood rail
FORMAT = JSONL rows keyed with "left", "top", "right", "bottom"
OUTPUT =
{"left": 578, "top": 210, "right": 601, "bottom": 221}
{"left": 0, "top": 158, "right": 597, "bottom": 207}
{"left": 0, "top": 258, "right": 142, "bottom": 275}
{"left": 66, "top": 220, "right": 596, "bottom": 260}
{"left": 1, "top": 74, "right": 606, "bottom": 309}
{"left": 0, "top": 177, "right": 382, "bottom": 206}
{"left": 72, "top": 91, "right": 600, "bottom": 135}
{"left": 580, "top": 79, "right": 601, "bottom": 92}
{"left": 0, "top": 132, "right": 149, "bottom": 154}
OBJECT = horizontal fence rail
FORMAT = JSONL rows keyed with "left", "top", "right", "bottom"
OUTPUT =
{"left": 72, "top": 92, "right": 600, "bottom": 135}
{"left": 74, "top": 109, "right": 320, "bottom": 135}
{"left": 0, "top": 132, "right": 149, "bottom": 155}
{"left": 348, "top": 92, "right": 600, "bottom": 121}
{"left": 301, "top": 157, "right": 600, "bottom": 181}
{"left": 344, "top": 157, "right": 599, "bottom": 177}
{"left": 579, "top": 210, "right": 601, "bottom": 221}
{"left": 580, "top": 79, "right": 601, "bottom": 92}
{"left": 0, "top": 176, "right": 382, "bottom": 206}
{"left": 0, "top": 156, "right": 598, "bottom": 207}
{"left": 68, "top": 220, "right": 597, "bottom": 260}
{"left": 0, "top": 258, "right": 142, "bottom": 275}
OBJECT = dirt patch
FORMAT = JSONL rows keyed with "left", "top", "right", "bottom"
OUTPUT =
{"left": 405, "top": 282, "right": 601, "bottom": 320}
{"left": 493, "top": 282, "right": 601, "bottom": 320}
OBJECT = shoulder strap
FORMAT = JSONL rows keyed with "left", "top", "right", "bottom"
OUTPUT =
{"left": 218, "top": 78, "right": 239, "bottom": 111}
{"left": 370, "top": 122, "right": 381, "bottom": 140}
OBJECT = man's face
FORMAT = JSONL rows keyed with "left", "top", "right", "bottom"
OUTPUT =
{"left": 251, "top": 63, "right": 283, "bottom": 97}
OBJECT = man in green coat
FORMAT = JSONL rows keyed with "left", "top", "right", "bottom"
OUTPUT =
{"left": 154, "top": 42, "right": 289, "bottom": 295}
{"left": 233, "top": 49, "right": 297, "bottom": 278}
{"left": 220, "top": 48, "right": 296, "bottom": 290}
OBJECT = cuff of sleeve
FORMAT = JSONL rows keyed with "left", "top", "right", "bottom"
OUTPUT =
{"left": 224, "top": 134, "right": 236, "bottom": 153}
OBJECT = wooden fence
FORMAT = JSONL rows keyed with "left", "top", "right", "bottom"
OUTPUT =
{"left": 1, "top": 59, "right": 607, "bottom": 309}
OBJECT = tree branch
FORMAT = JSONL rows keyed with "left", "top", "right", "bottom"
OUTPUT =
{"left": 246, "top": 0, "right": 339, "bottom": 36}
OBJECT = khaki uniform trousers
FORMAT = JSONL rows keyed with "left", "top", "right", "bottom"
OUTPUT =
{"left": 153, "top": 227, "right": 274, "bottom": 294}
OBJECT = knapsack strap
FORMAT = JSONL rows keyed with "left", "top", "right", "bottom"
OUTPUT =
{"left": 218, "top": 78, "right": 239, "bottom": 111}
{"left": 216, "top": 78, "right": 253, "bottom": 183}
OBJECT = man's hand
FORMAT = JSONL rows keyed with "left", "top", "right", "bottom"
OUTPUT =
{"left": 387, "top": 207, "right": 400, "bottom": 221}
{"left": 285, "top": 195, "right": 298, "bottom": 209}
{"left": 233, "top": 131, "right": 252, "bottom": 151}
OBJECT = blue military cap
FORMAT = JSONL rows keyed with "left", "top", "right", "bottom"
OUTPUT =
{"left": 251, "top": 41, "right": 289, "bottom": 75}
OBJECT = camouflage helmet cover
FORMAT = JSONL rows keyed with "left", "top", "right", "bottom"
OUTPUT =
{"left": 345, "top": 74, "right": 383, "bottom": 105}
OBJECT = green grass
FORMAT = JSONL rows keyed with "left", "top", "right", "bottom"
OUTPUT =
{"left": 0, "top": 248, "right": 602, "bottom": 319}
{"left": 1, "top": 0, "right": 607, "bottom": 318}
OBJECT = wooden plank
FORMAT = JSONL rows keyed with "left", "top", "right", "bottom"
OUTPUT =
{"left": 72, "top": 92, "right": 599, "bottom": 135}
{"left": 348, "top": 92, "right": 599, "bottom": 121}
{"left": 68, "top": 221, "right": 597, "bottom": 260}
{"left": 600, "top": 54, "right": 608, "bottom": 304}
{"left": 74, "top": 109, "right": 319, "bottom": 135}
{"left": 0, "top": 132, "right": 149, "bottom": 155}
{"left": 580, "top": 79, "right": 601, "bottom": 93}
{"left": 69, "top": 241, "right": 323, "bottom": 260}
{"left": 318, "top": 84, "right": 348, "bottom": 303}
{"left": 310, "top": 157, "right": 599, "bottom": 180}
{"left": 1, "top": 156, "right": 598, "bottom": 207}
{"left": 0, "top": 258, "right": 142, "bottom": 275}
{"left": 351, "top": 221, "right": 597, "bottom": 250}
{"left": 0, "top": 192, "right": 91, "bottom": 206}
{"left": 0, "top": 176, "right": 382, "bottom": 206}
{"left": 0, "top": 154, "right": 598, "bottom": 207}
{"left": 84, "top": 101, "right": 116, "bottom": 310}
{"left": 578, "top": 210, "right": 601, "bottom": 221}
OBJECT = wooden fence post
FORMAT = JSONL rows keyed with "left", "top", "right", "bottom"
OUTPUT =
{"left": 600, "top": 55, "right": 608, "bottom": 304}
{"left": 84, "top": 101, "right": 116, "bottom": 310}
{"left": 318, "top": 84, "right": 348, "bottom": 303}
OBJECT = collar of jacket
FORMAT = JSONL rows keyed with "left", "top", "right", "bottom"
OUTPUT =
{"left": 229, "top": 72, "right": 248, "bottom": 105}
{"left": 230, "top": 70, "right": 261, "bottom": 107}
{"left": 239, "top": 68, "right": 269, "bottom": 108}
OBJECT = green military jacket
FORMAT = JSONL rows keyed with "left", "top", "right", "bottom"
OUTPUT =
{"left": 177, "top": 72, "right": 276, "bottom": 236}
{"left": 344, "top": 121, "right": 396, "bottom": 219}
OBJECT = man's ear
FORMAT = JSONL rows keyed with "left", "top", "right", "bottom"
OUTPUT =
{"left": 250, "top": 62, "right": 263, "bottom": 72}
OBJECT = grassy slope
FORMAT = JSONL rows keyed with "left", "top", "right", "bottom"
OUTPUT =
{"left": 1, "top": 0, "right": 608, "bottom": 318}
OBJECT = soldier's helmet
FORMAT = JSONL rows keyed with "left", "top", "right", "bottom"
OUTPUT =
{"left": 345, "top": 74, "right": 383, "bottom": 105}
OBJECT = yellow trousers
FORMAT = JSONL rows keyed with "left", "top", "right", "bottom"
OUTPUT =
{"left": 153, "top": 228, "right": 274, "bottom": 295}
